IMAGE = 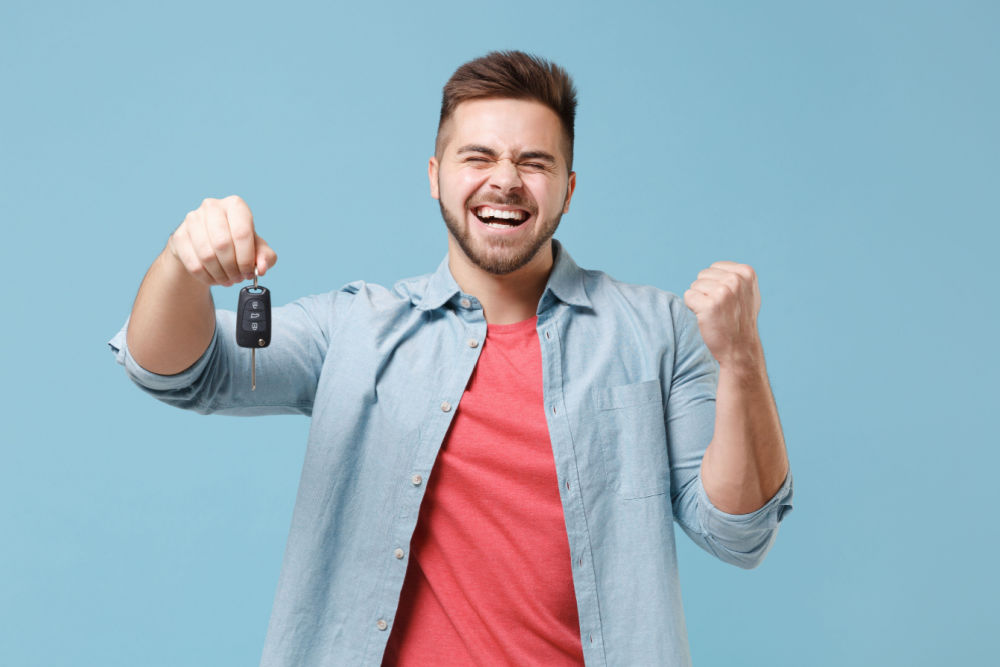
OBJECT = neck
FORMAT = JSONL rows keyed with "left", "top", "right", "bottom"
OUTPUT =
{"left": 447, "top": 238, "right": 554, "bottom": 325}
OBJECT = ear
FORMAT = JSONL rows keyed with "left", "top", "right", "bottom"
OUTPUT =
{"left": 428, "top": 157, "right": 440, "bottom": 200}
{"left": 562, "top": 171, "right": 577, "bottom": 213}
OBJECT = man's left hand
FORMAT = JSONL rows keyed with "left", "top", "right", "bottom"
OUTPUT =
{"left": 683, "top": 261, "right": 763, "bottom": 368}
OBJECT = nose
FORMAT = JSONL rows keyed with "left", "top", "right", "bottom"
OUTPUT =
{"left": 488, "top": 158, "right": 523, "bottom": 192}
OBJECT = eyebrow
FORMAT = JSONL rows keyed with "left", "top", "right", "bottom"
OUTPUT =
{"left": 456, "top": 144, "right": 557, "bottom": 164}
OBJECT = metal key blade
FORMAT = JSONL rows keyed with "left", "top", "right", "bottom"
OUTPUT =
{"left": 252, "top": 270, "right": 258, "bottom": 391}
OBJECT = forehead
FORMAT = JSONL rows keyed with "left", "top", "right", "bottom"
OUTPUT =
{"left": 443, "top": 98, "right": 566, "bottom": 156}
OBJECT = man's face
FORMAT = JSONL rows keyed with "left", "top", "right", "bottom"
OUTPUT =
{"left": 429, "top": 98, "right": 576, "bottom": 275}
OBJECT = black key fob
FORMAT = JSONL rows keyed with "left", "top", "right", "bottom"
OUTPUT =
{"left": 236, "top": 283, "right": 271, "bottom": 349}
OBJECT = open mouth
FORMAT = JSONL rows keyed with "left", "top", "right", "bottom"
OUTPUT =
{"left": 472, "top": 205, "right": 531, "bottom": 229}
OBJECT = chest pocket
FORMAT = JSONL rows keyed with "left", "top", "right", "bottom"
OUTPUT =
{"left": 594, "top": 380, "right": 669, "bottom": 499}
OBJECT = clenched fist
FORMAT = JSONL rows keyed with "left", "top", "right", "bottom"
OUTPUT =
{"left": 683, "top": 261, "right": 763, "bottom": 368}
{"left": 168, "top": 195, "right": 277, "bottom": 286}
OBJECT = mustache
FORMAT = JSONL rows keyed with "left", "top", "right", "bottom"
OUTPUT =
{"left": 467, "top": 194, "right": 536, "bottom": 212}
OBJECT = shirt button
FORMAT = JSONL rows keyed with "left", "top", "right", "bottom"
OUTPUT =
{"left": 377, "top": 619, "right": 388, "bottom": 631}
{"left": 440, "top": 401, "right": 452, "bottom": 413}
{"left": 551, "top": 405, "right": 558, "bottom": 415}
{"left": 411, "top": 474, "right": 423, "bottom": 486}
{"left": 460, "top": 298, "right": 472, "bottom": 309}
{"left": 394, "top": 548, "right": 405, "bottom": 559}
{"left": 545, "top": 330, "right": 552, "bottom": 340}
{"left": 467, "top": 338, "right": 479, "bottom": 348}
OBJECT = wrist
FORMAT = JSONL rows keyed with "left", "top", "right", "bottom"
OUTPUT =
{"left": 717, "top": 339, "right": 767, "bottom": 379}
{"left": 158, "top": 240, "right": 206, "bottom": 290}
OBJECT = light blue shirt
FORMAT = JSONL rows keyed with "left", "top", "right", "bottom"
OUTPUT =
{"left": 109, "top": 240, "right": 793, "bottom": 666}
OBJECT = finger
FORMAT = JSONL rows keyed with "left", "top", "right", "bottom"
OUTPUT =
{"left": 684, "top": 288, "right": 712, "bottom": 313}
{"left": 254, "top": 234, "right": 278, "bottom": 276}
{"left": 204, "top": 204, "right": 241, "bottom": 285}
{"left": 689, "top": 278, "right": 730, "bottom": 299}
{"left": 697, "top": 267, "right": 732, "bottom": 282}
{"left": 709, "top": 260, "right": 741, "bottom": 270}
{"left": 710, "top": 260, "right": 756, "bottom": 282}
{"left": 185, "top": 211, "right": 229, "bottom": 285}
{"left": 697, "top": 267, "right": 742, "bottom": 293}
{"left": 224, "top": 196, "right": 257, "bottom": 280}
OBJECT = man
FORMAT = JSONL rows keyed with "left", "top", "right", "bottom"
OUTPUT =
{"left": 110, "top": 51, "right": 793, "bottom": 666}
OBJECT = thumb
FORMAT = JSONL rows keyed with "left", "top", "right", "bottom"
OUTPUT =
{"left": 254, "top": 233, "right": 278, "bottom": 276}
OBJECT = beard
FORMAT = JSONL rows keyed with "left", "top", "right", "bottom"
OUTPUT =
{"left": 439, "top": 191, "right": 565, "bottom": 276}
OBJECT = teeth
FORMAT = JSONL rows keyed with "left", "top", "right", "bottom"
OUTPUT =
{"left": 477, "top": 206, "right": 526, "bottom": 221}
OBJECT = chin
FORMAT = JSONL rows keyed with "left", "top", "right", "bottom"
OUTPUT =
{"left": 440, "top": 201, "right": 559, "bottom": 275}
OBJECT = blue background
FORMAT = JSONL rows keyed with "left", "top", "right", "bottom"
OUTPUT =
{"left": 3, "top": 1, "right": 997, "bottom": 665}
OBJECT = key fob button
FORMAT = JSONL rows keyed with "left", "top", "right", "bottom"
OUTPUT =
{"left": 242, "top": 318, "right": 266, "bottom": 333}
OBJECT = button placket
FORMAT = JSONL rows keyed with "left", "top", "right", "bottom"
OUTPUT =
{"left": 538, "top": 309, "right": 604, "bottom": 657}
{"left": 362, "top": 306, "right": 486, "bottom": 661}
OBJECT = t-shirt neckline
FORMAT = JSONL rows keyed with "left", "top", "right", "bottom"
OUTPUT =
{"left": 486, "top": 315, "right": 539, "bottom": 336}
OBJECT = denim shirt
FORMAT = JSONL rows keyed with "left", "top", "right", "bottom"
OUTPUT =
{"left": 109, "top": 240, "right": 793, "bottom": 666}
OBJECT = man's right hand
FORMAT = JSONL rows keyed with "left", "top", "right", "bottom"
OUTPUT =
{"left": 126, "top": 195, "right": 277, "bottom": 375}
{"left": 168, "top": 195, "right": 278, "bottom": 286}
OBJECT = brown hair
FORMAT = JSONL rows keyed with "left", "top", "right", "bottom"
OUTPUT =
{"left": 436, "top": 50, "right": 578, "bottom": 169}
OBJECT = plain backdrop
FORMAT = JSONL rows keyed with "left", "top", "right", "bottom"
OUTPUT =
{"left": 2, "top": 1, "right": 997, "bottom": 665}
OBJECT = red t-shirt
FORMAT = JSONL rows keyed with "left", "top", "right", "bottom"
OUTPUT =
{"left": 383, "top": 316, "right": 584, "bottom": 666}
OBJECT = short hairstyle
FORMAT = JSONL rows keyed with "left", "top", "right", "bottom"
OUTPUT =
{"left": 436, "top": 50, "right": 578, "bottom": 170}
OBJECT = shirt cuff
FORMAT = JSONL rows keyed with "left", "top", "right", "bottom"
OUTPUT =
{"left": 696, "top": 470, "right": 794, "bottom": 545}
{"left": 107, "top": 317, "right": 220, "bottom": 391}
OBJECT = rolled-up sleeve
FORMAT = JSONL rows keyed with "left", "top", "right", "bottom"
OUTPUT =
{"left": 108, "top": 291, "right": 349, "bottom": 417}
{"left": 109, "top": 318, "right": 221, "bottom": 393}
{"left": 691, "top": 470, "right": 793, "bottom": 569}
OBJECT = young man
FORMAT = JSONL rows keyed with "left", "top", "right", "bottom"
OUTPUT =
{"left": 110, "top": 51, "right": 793, "bottom": 666}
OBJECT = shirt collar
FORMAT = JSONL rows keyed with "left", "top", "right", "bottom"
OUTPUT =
{"left": 414, "top": 239, "right": 592, "bottom": 312}
{"left": 542, "top": 239, "right": 592, "bottom": 310}
{"left": 414, "top": 254, "right": 463, "bottom": 311}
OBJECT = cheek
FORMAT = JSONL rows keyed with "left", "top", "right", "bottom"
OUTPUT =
{"left": 525, "top": 178, "right": 562, "bottom": 210}
{"left": 445, "top": 171, "right": 488, "bottom": 203}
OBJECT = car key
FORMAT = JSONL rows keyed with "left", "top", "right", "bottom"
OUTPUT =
{"left": 236, "top": 270, "right": 271, "bottom": 390}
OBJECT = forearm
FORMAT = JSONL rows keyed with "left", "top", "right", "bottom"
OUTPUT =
{"left": 700, "top": 343, "right": 789, "bottom": 515}
{"left": 125, "top": 246, "right": 216, "bottom": 375}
